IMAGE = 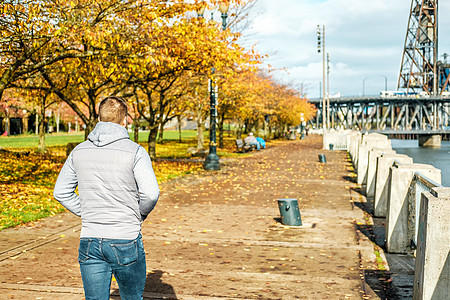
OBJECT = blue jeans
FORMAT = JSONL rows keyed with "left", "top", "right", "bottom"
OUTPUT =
{"left": 249, "top": 142, "right": 260, "bottom": 150}
{"left": 78, "top": 234, "right": 146, "bottom": 300}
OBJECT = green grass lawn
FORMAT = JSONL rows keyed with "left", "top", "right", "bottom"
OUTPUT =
{"left": 0, "top": 130, "right": 200, "bottom": 149}
{"left": 0, "top": 129, "right": 252, "bottom": 230}
{"left": 0, "top": 129, "right": 244, "bottom": 159}
{"left": 0, "top": 133, "right": 85, "bottom": 148}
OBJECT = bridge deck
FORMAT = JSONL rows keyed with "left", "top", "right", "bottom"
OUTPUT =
{"left": 308, "top": 96, "right": 450, "bottom": 104}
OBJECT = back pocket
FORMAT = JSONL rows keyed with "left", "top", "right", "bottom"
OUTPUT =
{"left": 78, "top": 239, "right": 92, "bottom": 263}
{"left": 111, "top": 240, "right": 138, "bottom": 266}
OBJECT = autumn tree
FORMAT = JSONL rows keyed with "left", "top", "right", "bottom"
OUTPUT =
{"left": 0, "top": 1, "right": 100, "bottom": 101}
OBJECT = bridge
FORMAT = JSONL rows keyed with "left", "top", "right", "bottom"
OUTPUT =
{"left": 306, "top": 0, "right": 450, "bottom": 147}
{"left": 308, "top": 95, "right": 450, "bottom": 147}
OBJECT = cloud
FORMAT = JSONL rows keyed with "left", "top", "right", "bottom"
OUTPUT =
{"left": 246, "top": 0, "right": 450, "bottom": 97}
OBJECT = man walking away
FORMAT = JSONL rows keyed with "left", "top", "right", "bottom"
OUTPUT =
{"left": 54, "top": 96, "right": 160, "bottom": 300}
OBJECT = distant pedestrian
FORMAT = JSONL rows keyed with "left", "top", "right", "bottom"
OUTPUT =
{"left": 256, "top": 136, "right": 266, "bottom": 149}
{"left": 53, "top": 96, "right": 160, "bottom": 300}
{"left": 244, "top": 132, "right": 260, "bottom": 150}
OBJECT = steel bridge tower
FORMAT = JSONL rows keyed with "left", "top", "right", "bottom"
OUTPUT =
{"left": 397, "top": 0, "right": 450, "bottom": 95}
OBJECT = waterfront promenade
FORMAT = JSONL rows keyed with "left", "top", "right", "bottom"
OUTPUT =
{"left": 0, "top": 135, "right": 389, "bottom": 299}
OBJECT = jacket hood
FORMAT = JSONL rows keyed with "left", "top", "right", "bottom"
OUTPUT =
{"left": 88, "top": 121, "right": 130, "bottom": 147}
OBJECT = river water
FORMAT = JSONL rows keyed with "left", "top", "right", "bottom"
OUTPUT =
{"left": 391, "top": 139, "right": 450, "bottom": 187}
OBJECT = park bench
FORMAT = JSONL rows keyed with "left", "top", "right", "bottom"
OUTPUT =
{"left": 235, "top": 139, "right": 255, "bottom": 153}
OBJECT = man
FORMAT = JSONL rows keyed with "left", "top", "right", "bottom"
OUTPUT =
{"left": 244, "top": 132, "right": 260, "bottom": 150}
{"left": 54, "top": 96, "right": 159, "bottom": 300}
{"left": 256, "top": 136, "right": 266, "bottom": 149}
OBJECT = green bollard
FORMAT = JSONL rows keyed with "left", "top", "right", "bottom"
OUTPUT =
{"left": 277, "top": 198, "right": 302, "bottom": 226}
{"left": 318, "top": 154, "right": 327, "bottom": 163}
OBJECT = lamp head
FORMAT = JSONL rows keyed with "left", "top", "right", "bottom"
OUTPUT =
{"left": 219, "top": 3, "right": 230, "bottom": 14}
{"left": 196, "top": 2, "right": 206, "bottom": 16}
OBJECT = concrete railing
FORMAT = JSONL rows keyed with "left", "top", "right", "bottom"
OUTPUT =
{"left": 322, "top": 130, "right": 351, "bottom": 150}
{"left": 413, "top": 187, "right": 450, "bottom": 300}
{"left": 385, "top": 162, "right": 441, "bottom": 254}
{"left": 407, "top": 172, "right": 442, "bottom": 250}
{"left": 323, "top": 130, "right": 449, "bottom": 300}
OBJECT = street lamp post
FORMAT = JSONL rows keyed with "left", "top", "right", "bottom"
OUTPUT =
{"left": 382, "top": 75, "right": 387, "bottom": 91}
{"left": 317, "top": 25, "right": 327, "bottom": 131}
{"left": 363, "top": 77, "right": 368, "bottom": 97}
{"left": 200, "top": 3, "right": 229, "bottom": 171}
{"left": 326, "top": 52, "right": 330, "bottom": 129}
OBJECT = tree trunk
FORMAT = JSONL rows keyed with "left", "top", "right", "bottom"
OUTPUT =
{"left": 134, "top": 120, "right": 139, "bottom": 143}
{"left": 236, "top": 120, "right": 242, "bottom": 139}
{"left": 158, "top": 122, "right": 164, "bottom": 144}
{"left": 196, "top": 112, "right": 204, "bottom": 150}
{"left": 268, "top": 123, "right": 272, "bottom": 140}
{"left": 244, "top": 119, "right": 250, "bottom": 134}
{"left": 5, "top": 116, "right": 10, "bottom": 136}
{"left": 37, "top": 100, "right": 46, "bottom": 153}
{"left": 264, "top": 120, "right": 268, "bottom": 140}
{"left": 254, "top": 120, "right": 260, "bottom": 137}
{"left": 84, "top": 118, "right": 98, "bottom": 140}
{"left": 132, "top": 101, "right": 140, "bottom": 143}
{"left": 147, "top": 127, "right": 158, "bottom": 160}
{"left": 177, "top": 115, "right": 182, "bottom": 143}
{"left": 23, "top": 116, "right": 28, "bottom": 134}
{"left": 218, "top": 112, "right": 225, "bottom": 148}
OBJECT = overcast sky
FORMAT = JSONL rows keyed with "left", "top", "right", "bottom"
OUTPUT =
{"left": 245, "top": 0, "right": 450, "bottom": 98}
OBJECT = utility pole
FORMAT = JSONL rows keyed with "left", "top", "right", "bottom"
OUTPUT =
{"left": 317, "top": 25, "right": 327, "bottom": 130}
{"left": 327, "top": 52, "right": 330, "bottom": 129}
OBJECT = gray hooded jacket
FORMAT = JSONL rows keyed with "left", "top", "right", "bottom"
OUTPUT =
{"left": 53, "top": 122, "right": 159, "bottom": 239}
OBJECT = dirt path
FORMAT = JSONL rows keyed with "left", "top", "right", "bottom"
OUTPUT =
{"left": 0, "top": 135, "right": 383, "bottom": 299}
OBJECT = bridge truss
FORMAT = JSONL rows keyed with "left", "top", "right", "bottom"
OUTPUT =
{"left": 398, "top": 0, "right": 450, "bottom": 95}
{"left": 309, "top": 97, "right": 450, "bottom": 133}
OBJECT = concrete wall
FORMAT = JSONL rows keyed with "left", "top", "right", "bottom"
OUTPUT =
{"left": 386, "top": 163, "right": 441, "bottom": 254}
{"left": 413, "top": 187, "right": 450, "bottom": 300}
{"left": 374, "top": 154, "right": 413, "bottom": 217}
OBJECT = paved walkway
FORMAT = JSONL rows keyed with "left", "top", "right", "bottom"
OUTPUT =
{"left": 0, "top": 135, "right": 388, "bottom": 299}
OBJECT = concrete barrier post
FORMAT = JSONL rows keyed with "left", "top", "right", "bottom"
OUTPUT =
{"left": 366, "top": 148, "right": 396, "bottom": 199}
{"left": 352, "top": 135, "right": 360, "bottom": 168}
{"left": 357, "top": 135, "right": 390, "bottom": 186}
{"left": 357, "top": 143, "right": 369, "bottom": 185}
{"left": 413, "top": 187, "right": 450, "bottom": 300}
{"left": 386, "top": 163, "right": 441, "bottom": 253}
{"left": 347, "top": 132, "right": 361, "bottom": 164}
{"left": 374, "top": 154, "right": 413, "bottom": 217}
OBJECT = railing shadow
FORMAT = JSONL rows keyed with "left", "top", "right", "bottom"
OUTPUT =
{"left": 363, "top": 269, "right": 397, "bottom": 300}
{"left": 356, "top": 217, "right": 385, "bottom": 248}
{"left": 111, "top": 269, "right": 177, "bottom": 299}
{"left": 353, "top": 199, "right": 374, "bottom": 216}
{"left": 343, "top": 175, "right": 357, "bottom": 183}
{"left": 355, "top": 209, "right": 414, "bottom": 299}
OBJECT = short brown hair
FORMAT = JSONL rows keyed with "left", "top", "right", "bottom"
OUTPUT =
{"left": 99, "top": 96, "right": 128, "bottom": 124}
